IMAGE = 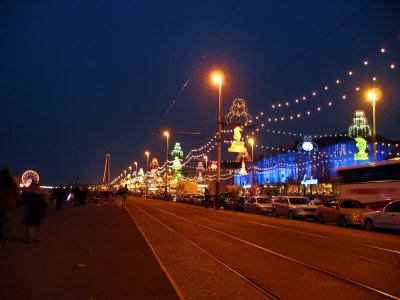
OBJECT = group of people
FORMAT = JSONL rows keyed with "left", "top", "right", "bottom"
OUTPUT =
{"left": 0, "top": 168, "right": 48, "bottom": 244}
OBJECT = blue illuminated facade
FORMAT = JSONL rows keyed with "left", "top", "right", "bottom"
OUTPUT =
{"left": 234, "top": 134, "right": 398, "bottom": 195}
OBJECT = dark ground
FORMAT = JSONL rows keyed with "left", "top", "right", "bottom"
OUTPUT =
{"left": 0, "top": 201, "right": 179, "bottom": 300}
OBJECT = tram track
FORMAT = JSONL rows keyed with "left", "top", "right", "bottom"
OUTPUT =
{"left": 130, "top": 200, "right": 400, "bottom": 300}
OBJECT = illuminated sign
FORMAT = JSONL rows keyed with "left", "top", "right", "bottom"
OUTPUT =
{"left": 301, "top": 175, "right": 318, "bottom": 187}
{"left": 297, "top": 136, "right": 318, "bottom": 152}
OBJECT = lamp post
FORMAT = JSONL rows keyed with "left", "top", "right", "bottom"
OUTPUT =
{"left": 134, "top": 161, "right": 138, "bottom": 195}
{"left": 145, "top": 151, "right": 150, "bottom": 198}
{"left": 163, "top": 131, "right": 170, "bottom": 200}
{"left": 204, "top": 155, "right": 208, "bottom": 187}
{"left": 212, "top": 71, "right": 223, "bottom": 210}
{"left": 248, "top": 138, "right": 255, "bottom": 195}
{"left": 366, "top": 88, "right": 381, "bottom": 163}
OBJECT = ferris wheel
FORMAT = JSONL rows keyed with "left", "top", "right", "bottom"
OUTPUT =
{"left": 21, "top": 170, "right": 40, "bottom": 187}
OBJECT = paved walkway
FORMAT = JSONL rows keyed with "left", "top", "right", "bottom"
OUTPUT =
{"left": 0, "top": 200, "right": 179, "bottom": 300}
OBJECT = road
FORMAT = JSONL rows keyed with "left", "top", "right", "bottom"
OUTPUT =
{"left": 126, "top": 196, "right": 400, "bottom": 300}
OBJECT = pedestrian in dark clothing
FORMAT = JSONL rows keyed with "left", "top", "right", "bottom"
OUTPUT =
{"left": 204, "top": 188, "right": 210, "bottom": 209}
{"left": 0, "top": 168, "right": 20, "bottom": 244}
{"left": 54, "top": 184, "right": 66, "bottom": 210}
{"left": 117, "top": 185, "right": 128, "bottom": 208}
{"left": 23, "top": 180, "right": 47, "bottom": 243}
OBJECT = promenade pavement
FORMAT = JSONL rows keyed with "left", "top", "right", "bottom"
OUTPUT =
{"left": 0, "top": 199, "right": 179, "bottom": 300}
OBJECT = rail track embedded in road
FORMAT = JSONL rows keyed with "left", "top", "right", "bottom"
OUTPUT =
{"left": 132, "top": 201, "right": 399, "bottom": 300}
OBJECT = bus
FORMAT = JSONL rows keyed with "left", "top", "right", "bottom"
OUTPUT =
{"left": 336, "top": 159, "right": 400, "bottom": 210}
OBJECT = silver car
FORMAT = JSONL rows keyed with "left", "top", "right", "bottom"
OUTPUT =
{"left": 362, "top": 200, "right": 400, "bottom": 231}
{"left": 244, "top": 196, "right": 273, "bottom": 215}
{"left": 272, "top": 196, "right": 318, "bottom": 220}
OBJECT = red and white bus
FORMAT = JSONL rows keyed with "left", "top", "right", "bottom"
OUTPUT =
{"left": 336, "top": 159, "right": 400, "bottom": 210}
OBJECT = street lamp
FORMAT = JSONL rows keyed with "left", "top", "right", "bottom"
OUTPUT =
{"left": 204, "top": 155, "right": 208, "bottom": 187}
{"left": 134, "top": 161, "right": 138, "bottom": 195}
{"left": 163, "top": 131, "right": 170, "bottom": 200}
{"left": 250, "top": 138, "right": 255, "bottom": 193}
{"left": 366, "top": 88, "right": 382, "bottom": 163}
{"left": 211, "top": 71, "right": 223, "bottom": 210}
{"left": 248, "top": 138, "right": 255, "bottom": 195}
{"left": 145, "top": 151, "right": 150, "bottom": 198}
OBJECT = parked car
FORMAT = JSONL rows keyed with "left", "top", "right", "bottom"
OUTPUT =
{"left": 225, "top": 196, "right": 248, "bottom": 212}
{"left": 219, "top": 192, "right": 233, "bottom": 209}
{"left": 244, "top": 196, "right": 273, "bottom": 215}
{"left": 273, "top": 196, "right": 318, "bottom": 220}
{"left": 317, "top": 199, "right": 373, "bottom": 227}
{"left": 362, "top": 199, "right": 400, "bottom": 231}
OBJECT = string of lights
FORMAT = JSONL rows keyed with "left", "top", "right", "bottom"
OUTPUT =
{"left": 253, "top": 46, "right": 397, "bottom": 119}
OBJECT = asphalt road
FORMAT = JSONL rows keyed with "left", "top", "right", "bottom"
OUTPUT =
{"left": 126, "top": 196, "right": 400, "bottom": 300}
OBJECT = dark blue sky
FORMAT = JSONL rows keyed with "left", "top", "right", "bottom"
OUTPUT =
{"left": 1, "top": 0, "right": 399, "bottom": 184}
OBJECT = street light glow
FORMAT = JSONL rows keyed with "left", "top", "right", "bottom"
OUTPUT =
{"left": 211, "top": 71, "right": 223, "bottom": 85}
{"left": 366, "top": 88, "right": 382, "bottom": 102}
{"left": 163, "top": 131, "right": 169, "bottom": 137}
{"left": 248, "top": 138, "right": 254, "bottom": 146}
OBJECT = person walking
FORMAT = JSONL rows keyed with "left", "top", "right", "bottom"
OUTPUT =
{"left": 54, "top": 184, "right": 66, "bottom": 210}
{"left": 23, "top": 180, "right": 47, "bottom": 243}
{"left": 0, "top": 168, "right": 20, "bottom": 245}
{"left": 117, "top": 185, "right": 128, "bottom": 208}
{"left": 204, "top": 188, "right": 210, "bottom": 209}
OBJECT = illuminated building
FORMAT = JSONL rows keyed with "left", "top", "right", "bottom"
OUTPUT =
{"left": 234, "top": 134, "right": 399, "bottom": 196}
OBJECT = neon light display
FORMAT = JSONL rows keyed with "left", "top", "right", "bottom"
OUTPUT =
{"left": 228, "top": 126, "right": 247, "bottom": 153}
{"left": 301, "top": 175, "right": 318, "bottom": 187}
{"left": 348, "top": 110, "right": 371, "bottom": 138}
{"left": 21, "top": 170, "right": 40, "bottom": 187}
{"left": 354, "top": 137, "right": 369, "bottom": 160}
{"left": 224, "top": 98, "right": 253, "bottom": 125}
{"left": 297, "top": 136, "right": 318, "bottom": 152}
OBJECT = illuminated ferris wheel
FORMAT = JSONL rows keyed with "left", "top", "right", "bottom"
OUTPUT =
{"left": 21, "top": 170, "right": 40, "bottom": 187}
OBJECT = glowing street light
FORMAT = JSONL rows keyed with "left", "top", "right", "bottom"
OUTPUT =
{"left": 163, "top": 131, "right": 170, "bottom": 200}
{"left": 211, "top": 70, "right": 223, "bottom": 210}
{"left": 366, "top": 88, "right": 382, "bottom": 163}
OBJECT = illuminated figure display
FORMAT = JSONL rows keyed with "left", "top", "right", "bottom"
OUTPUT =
{"left": 348, "top": 110, "right": 371, "bottom": 138}
{"left": 239, "top": 162, "right": 247, "bottom": 176}
{"left": 348, "top": 110, "right": 371, "bottom": 160}
{"left": 149, "top": 158, "right": 159, "bottom": 180}
{"left": 171, "top": 143, "right": 183, "bottom": 172}
{"left": 354, "top": 137, "right": 369, "bottom": 160}
{"left": 228, "top": 126, "right": 247, "bottom": 153}
{"left": 224, "top": 98, "right": 253, "bottom": 125}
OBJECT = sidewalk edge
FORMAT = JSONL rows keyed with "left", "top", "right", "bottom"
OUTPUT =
{"left": 124, "top": 207, "right": 185, "bottom": 300}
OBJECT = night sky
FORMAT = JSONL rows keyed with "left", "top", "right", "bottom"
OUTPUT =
{"left": 1, "top": 0, "right": 400, "bottom": 185}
